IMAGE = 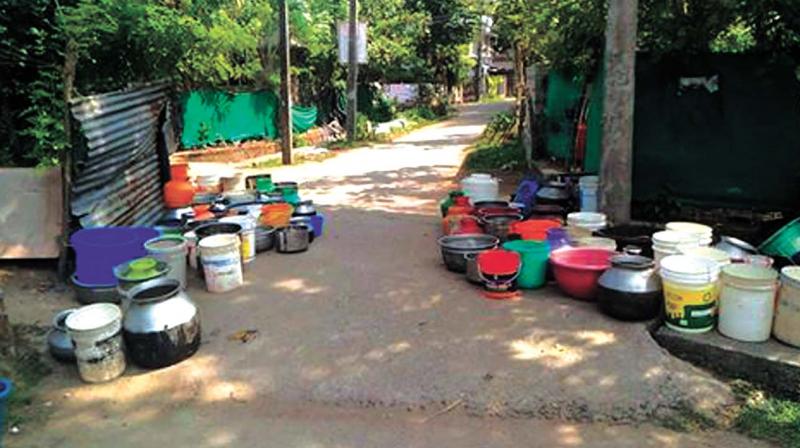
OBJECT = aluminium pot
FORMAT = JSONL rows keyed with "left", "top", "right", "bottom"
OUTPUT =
{"left": 437, "top": 234, "right": 499, "bottom": 273}
{"left": 714, "top": 235, "right": 758, "bottom": 262}
{"left": 47, "top": 309, "right": 77, "bottom": 363}
{"left": 123, "top": 278, "right": 201, "bottom": 369}
{"left": 292, "top": 200, "right": 317, "bottom": 217}
{"left": 597, "top": 253, "right": 662, "bottom": 321}
{"left": 594, "top": 223, "right": 664, "bottom": 258}
{"left": 276, "top": 224, "right": 314, "bottom": 254}
{"left": 255, "top": 225, "right": 276, "bottom": 252}
{"left": 480, "top": 213, "right": 523, "bottom": 242}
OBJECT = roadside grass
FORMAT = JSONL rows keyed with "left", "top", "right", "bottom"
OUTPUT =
{"left": 0, "top": 339, "right": 52, "bottom": 430}
{"left": 248, "top": 150, "right": 337, "bottom": 169}
{"left": 732, "top": 382, "right": 800, "bottom": 447}
{"left": 463, "top": 138, "right": 525, "bottom": 172}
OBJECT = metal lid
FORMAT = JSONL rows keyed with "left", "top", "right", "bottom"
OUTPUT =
{"left": 610, "top": 254, "right": 655, "bottom": 270}
{"left": 438, "top": 234, "right": 499, "bottom": 251}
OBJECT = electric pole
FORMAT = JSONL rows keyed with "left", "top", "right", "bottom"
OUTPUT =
{"left": 346, "top": 0, "right": 359, "bottom": 141}
{"left": 279, "top": 0, "right": 293, "bottom": 164}
{"left": 599, "top": 0, "right": 638, "bottom": 223}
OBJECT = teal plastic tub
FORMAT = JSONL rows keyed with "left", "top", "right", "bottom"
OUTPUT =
{"left": 759, "top": 217, "right": 800, "bottom": 258}
{"left": 502, "top": 240, "right": 551, "bottom": 289}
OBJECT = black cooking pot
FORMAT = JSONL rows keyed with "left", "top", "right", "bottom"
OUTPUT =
{"left": 594, "top": 223, "right": 664, "bottom": 258}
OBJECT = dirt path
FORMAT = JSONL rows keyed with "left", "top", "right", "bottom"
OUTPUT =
{"left": 6, "top": 102, "right": 765, "bottom": 447}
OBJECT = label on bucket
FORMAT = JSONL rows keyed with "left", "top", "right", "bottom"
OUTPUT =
{"left": 664, "top": 281, "right": 718, "bottom": 331}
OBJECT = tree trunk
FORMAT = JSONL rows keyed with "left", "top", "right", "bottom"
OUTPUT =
{"left": 513, "top": 41, "right": 527, "bottom": 141}
{"left": 599, "top": 0, "right": 638, "bottom": 224}
{"left": 0, "top": 289, "right": 13, "bottom": 349}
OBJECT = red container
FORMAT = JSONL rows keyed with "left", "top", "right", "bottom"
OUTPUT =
{"left": 170, "top": 163, "right": 189, "bottom": 181}
{"left": 549, "top": 248, "right": 614, "bottom": 300}
{"left": 510, "top": 219, "right": 562, "bottom": 241}
{"left": 451, "top": 216, "right": 483, "bottom": 235}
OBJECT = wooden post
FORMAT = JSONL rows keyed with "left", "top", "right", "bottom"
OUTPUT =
{"left": 58, "top": 39, "right": 78, "bottom": 279}
{"left": 513, "top": 41, "right": 527, "bottom": 141}
{"left": 346, "top": 0, "right": 359, "bottom": 141}
{"left": 474, "top": 18, "right": 484, "bottom": 102}
{"left": 278, "top": 0, "right": 293, "bottom": 164}
{"left": 599, "top": 0, "right": 638, "bottom": 223}
{"left": 0, "top": 289, "right": 12, "bottom": 349}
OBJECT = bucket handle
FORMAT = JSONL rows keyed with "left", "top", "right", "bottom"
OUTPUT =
{"left": 475, "top": 260, "right": 521, "bottom": 284}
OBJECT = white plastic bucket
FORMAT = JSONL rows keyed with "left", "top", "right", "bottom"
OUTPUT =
{"left": 200, "top": 234, "right": 243, "bottom": 293}
{"left": 220, "top": 215, "right": 257, "bottom": 264}
{"left": 578, "top": 176, "right": 599, "bottom": 212}
{"left": 666, "top": 222, "right": 713, "bottom": 247}
{"left": 652, "top": 230, "right": 698, "bottom": 265}
{"left": 572, "top": 236, "right": 617, "bottom": 252}
{"left": 679, "top": 246, "right": 732, "bottom": 268}
{"left": 65, "top": 303, "right": 126, "bottom": 383}
{"left": 718, "top": 264, "right": 778, "bottom": 342}
{"left": 461, "top": 173, "right": 499, "bottom": 204}
{"left": 566, "top": 212, "right": 607, "bottom": 231}
{"left": 144, "top": 235, "right": 188, "bottom": 289}
{"left": 660, "top": 255, "right": 721, "bottom": 333}
{"left": 774, "top": 267, "right": 800, "bottom": 347}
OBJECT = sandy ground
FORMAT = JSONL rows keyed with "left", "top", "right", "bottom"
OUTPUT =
{"left": 3, "top": 102, "right": 767, "bottom": 447}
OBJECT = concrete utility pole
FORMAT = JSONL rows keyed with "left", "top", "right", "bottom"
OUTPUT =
{"left": 346, "top": 0, "right": 359, "bottom": 141}
{"left": 278, "top": 0, "right": 293, "bottom": 164}
{"left": 600, "top": 0, "right": 638, "bottom": 224}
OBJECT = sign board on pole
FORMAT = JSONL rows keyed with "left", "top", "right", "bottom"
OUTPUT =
{"left": 338, "top": 22, "right": 367, "bottom": 64}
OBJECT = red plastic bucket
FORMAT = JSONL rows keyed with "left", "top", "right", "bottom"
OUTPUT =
{"left": 509, "top": 219, "right": 562, "bottom": 241}
{"left": 477, "top": 249, "right": 521, "bottom": 294}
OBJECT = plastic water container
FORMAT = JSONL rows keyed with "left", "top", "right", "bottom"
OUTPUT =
{"left": 678, "top": 246, "right": 732, "bottom": 269}
{"left": 773, "top": 267, "right": 800, "bottom": 347}
{"left": 144, "top": 236, "right": 188, "bottom": 289}
{"left": 65, "top": 304, "right": 126, "bottom": 383}
{"left": 221, "top": 215, "right": 257, "bottom": 264}
{"left": 199, "top": 234, "right": 243, "bottom": 293}
{"left": 70, "top": 227, "right": 159, "bottom": 285}
{"left": 666, "top": 222, "right": 713, "bottom": 247}
{"left": 567, "top": 212, "right": 607, "bottom": 232}
{"left": 660, "top": 255, "right": 721, "bottom": 333}
{"left": 578, "top": 176, "right": 599, "bottom": 212}
{"left": 502, "top": 240, "right": 550, "bottom": 289}
{"left": 461, "top": 173, "right": 500, "bottom": 204}
{"left": 718, "top": 264, "right": 778, "bottom": 342}
{"left": 652, "top": 230, "right": 698, "bottom": 265}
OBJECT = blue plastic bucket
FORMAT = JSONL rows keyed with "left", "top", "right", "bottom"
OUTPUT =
{"left": 0, "top": 377, "right": 12, "bottom": 443}
{"left": 71, "top": 227, "right": 159, "bottom": 285}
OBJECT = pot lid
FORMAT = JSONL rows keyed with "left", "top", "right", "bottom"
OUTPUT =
{"left": 438, "top": 234, "right": 499, "bottom": 251}
{"left": 113, "top": 257, "right": 170, "bottom": 282}
{"left": 719, "top": 235, "right": 757, "bottom": 253}
{"left": 610, "top": 254, "right": 655, "bottom": 270}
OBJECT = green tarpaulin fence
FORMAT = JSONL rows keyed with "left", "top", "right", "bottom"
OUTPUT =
{"left": 179, "top": 90, "right": 318, "bottom": 148}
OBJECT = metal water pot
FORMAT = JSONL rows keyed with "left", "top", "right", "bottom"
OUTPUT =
{"left": 123, "top": 278, "right": 201, "bottom": 369}
{"left": 276, "top": 224, "right": 314, "bottom": 253}
{"left": 597, "top": 253, "right": 662, "bottom": 321}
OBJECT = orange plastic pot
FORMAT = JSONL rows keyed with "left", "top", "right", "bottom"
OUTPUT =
{"left": 509, "top": 219, "right": 562, "bottom": 241}
{"left": 164, "top": 179, "right": 194, "bottom": 208}
{"left": 451, "top": 216, "right": 483, "bottom": 235}
{"left": 260, "top": 203, "right": 294, "bottom": 228}
{"left": 170, "top": 164, "right": 189, "bottom": 181}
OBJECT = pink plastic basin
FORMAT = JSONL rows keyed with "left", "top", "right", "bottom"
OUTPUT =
{"left": 550, "top": 247, "right": 615, "bottom": 300}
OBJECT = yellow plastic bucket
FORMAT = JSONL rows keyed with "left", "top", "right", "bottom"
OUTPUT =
{"left": 660, "top": 255, "right": 721, "bottom": 333}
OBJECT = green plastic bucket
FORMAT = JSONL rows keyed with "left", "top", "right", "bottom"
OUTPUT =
{"left": 759, "top": 217, "right": 800, "bottom": 258}
{"left": 502, "top": 240, "right": 550, "bottom": 289}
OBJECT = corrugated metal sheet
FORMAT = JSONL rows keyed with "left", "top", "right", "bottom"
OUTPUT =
{"left": 70, "top": 84, "right": 171, "bottom": 228}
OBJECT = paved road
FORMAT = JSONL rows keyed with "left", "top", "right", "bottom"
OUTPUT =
{"left": 9, "top": 102, "right": 764, "bottom": 447}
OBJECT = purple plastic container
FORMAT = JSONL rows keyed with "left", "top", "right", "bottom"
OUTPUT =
{"left": 70, "top": 227, "right": 159, "bottom": 285}
{"left": 546, "top": 227, "right": 570, "bottom": 252}
{"left": 309, "top": 214, "right": 325, "bottom": 237}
